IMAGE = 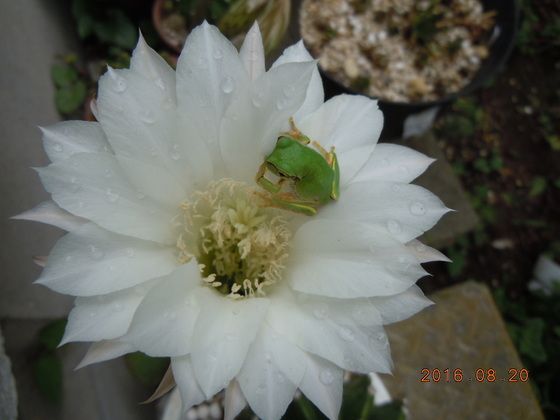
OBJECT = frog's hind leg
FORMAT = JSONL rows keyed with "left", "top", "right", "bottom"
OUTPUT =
{"left": 287, "top": 117, "right": 310, "bottom": 145}
{"left": 263, "top": 192, "right": 318, "bottom": 216}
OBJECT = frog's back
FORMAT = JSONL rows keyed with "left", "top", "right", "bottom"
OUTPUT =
{"left": 266, "top": 136, "right": 333, "bottom": 202}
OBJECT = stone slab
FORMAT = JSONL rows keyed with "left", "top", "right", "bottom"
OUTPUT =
{"left": 2, "top": 319, "right": 155, "bottom": 420}
{"left": 0, "top": 0, "right": 79, "bottom": 318}
{"left": 380, "top": 282, "right": 543, "bottom": 420}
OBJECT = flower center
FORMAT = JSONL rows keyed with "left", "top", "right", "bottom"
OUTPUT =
{"left": 176, "top": 179, "right": 291, "bottom": 298}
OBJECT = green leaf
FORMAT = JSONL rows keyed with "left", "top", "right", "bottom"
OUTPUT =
{"left": 473, "top": 158, "right": 491, "bottom": 174}
{"left": 340, "top": 374, "right": 371, "bottom": 420}
{"left": 92, "top": 9, "right": 137, "bottom": 50}
{"left": 51, "top": 64, "right": 78, "bottom": 88}
{"left": 518, "top": 318, "right": 547, "bottom": 364}
{"left": 55, "top": 81, "right": 87, "bottom": 115}
{"left": 546, "top": 135, "right": 560, "bottom": 151}
{"left": 529, "top": 177, "right": 547, "bottom": 197}
{"left": 39, "top": 319, "right": 67, "bottom": 351}
{"left": 125, "top": 352, "right": 169, "bottom": 387}
{"left": 34, "top": 352, "right": 63, "bottom": 403}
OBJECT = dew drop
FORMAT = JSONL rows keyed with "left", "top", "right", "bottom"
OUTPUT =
{"left": 149, "top": 146, "right": 158, "bottom": 157}
{"left": 109, "top": 70, "right": 127, "bottom": 93}
{"left": 410, "top": 201, "right": 426, "bottom": 215}
{"left": 391, "top": 184, "right": 401, "bottom": 192}
{"left": 276, "top": 372, "right": 286, "bottom": 383}
{"left": 313, "top": 304, "right": 328, "bottom": 320}
{"left": 52, "top": 142, "right": 63, "bottom": 153}
{"left": 88, "top": 245, "right": 104, "bottom": 260}
{"left": 232, "top": 307, "right": 240, "bottom": 315}
{"left": 213, "top": 49, "right": 223, "bottom": 60}
{"left": 104, "top": 169, "right": 113, "bottom": 178}
{"left": 89, "top": 311, "right": 97, "bottom": 317}
{"left": 415, "top": 242, "right": 427, "bottom": 253}
{"left": 64, "top": 255, "right": 73, "bottom": 263}
{"left": 136, "top": 191, "right": 146, "bottom": 200}
{"left": 265, "top": 352, "right": 273, "bottom": 363}
{"left": 196, "top": 56, "right": 208, "bottom": 69}
{"left": 282, "top": 85, "right": 296, "bottom": 97}
{"left": 256, "top": 384, "right": 266, "bottom": 395}
{"left": 154, "top": 77, "right": 165, "bottom": 90}
{"left": 170, "top": 143, "right": 181, "bottom": 160}
{"left": 338, "top": 327, "right": 355, "bottom": 342}
{"left": 225, "top": 333, "right": 236, "bottom": 341}
{"left": 320, "top": 369, "right": 334, "bottom": 385}
{"left": 220, "top": 76, "right": 235, "bottom": 94}
{"left": 386, "top": 219, "right": 402, "bottom": 235}
{"left": 70, "top": 177, "right": 80, "bottom": 193}
{"left": 106, "top": 189, "right": 119, "bottom": 203}
{"left": 381, "top": 158, "right": 390, "bottom": 166}
{"left": 276, "top": 97, "right": 288, "bottom": 110}
{"left": 140, "top": 110, "right": 156, "bottom": 124}
{"left": 112, "top": 302, "right": 123, "bottom": 312}
{"left": 77, "top": 201, "right": 85, "bottom": 209}
{"left": 125, "top": 248, "right": 135, "bottom": 257}
{"left": 252, "top": 92, "right": 264, "bottom": 108}
{"left": 352, "top": 307, "right": 367, "bottom": 322}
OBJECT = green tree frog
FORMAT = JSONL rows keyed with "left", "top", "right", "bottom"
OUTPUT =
{"left": 255, "top": 118, "right": 340, "bottom": 216}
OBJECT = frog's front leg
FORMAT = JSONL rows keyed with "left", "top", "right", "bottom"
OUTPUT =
{"left": 256, "top": 163, "right": 282, "bottom": 194}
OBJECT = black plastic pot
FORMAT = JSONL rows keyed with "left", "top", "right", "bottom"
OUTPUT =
{"left": 318, "top": 0, "right": 521, "bottom": 140}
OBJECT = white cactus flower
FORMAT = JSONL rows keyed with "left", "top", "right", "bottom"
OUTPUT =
{"left": 18, "top": 22, "right": 450, "bottom": 420}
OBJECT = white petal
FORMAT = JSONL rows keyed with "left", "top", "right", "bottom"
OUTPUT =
{"left": 370, "top": 285, "right": 434, "bottom": 325}
{"left": 171, "top": 356, "right": 206, "bottom": 412}
{"left": 76, "top": 339, "right": 134, "bottom": 369}
{"left": 289, "top": 220, "right": 428, "bottom": 298}
{"left": 12, "top": 200, "right": 86, "bottom": 231}
{"left": 272, "top": 40, "right": 324, "bottom": 120}
{"left": 116, "top": 155, "right": 188, "bottom": 209}
{"left": 298, "top": 95, "right": 383, "bottom": 184}
{"left": 267, "top": 287, "right": 392, "bottom": 374}
{"left": 37, "top": 223, "right": 176, "bottom": 296}
{"left": 41, "top": 121, "right": 110, "bottom": 163}
{"left": 319, "top": 180, "right": 450, "bottom": 243}
{"left": 61, "top": 279, "right": 158, "bottom": 344}
{"left": 239, "top": 22, "right": 265, "bottom": 81}
{"left": 131, "top": 32, "right": 176, "bottom": 103}
{"left": 176, "top": 22, "right": 249, "bottom": 180}
{"left": 220, "top": 61, "right": 315, "bottom": 182}
{"left": 36, "top": 152, "right": 177, "bottom": 244}
{"left": 299, "top": 354, "right": 343, "bottom": 420}
{"left": 238, "top": 328, "right": 304, "bottom": 420}
{"left": 96, "top": 66, "right": 199, "bottom": 189}
{"left": 124, "top": 262, "right": 201, "bottom": 357}
{"left": 191, "top": 293, "right": 269, "bottom": 398}
{"left": 161, "top": 388, "right": 183, "bottom": 420}
{"left": 406, "top": 239, "right": 451, "bottom": 263}
{"left": 224, "top": 380, "right": 247, "bottom": 420}
{"left": 352, "top": 143, "right": 435, "bottom": 184}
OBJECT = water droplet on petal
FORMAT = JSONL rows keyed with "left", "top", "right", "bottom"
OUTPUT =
{"left": 276, "top": 372, "right": 285, "bottom": 383}
{"left": 53, "top": 142, "right": 63, "bottom": 152}
{"left": 136, "top": 191, "right": 146, "bottom": 200}
{"left": 225, "top": 333, "right": 236, "bottom": 341}
{"left": 64, "top": 255, "right": 73, "bottom": 263}
{"left": 125, "top": 248, "right": 135, "bottom": 257}
{"left": 282, "top": 85, "right": 296, "bottom": 97}
{"left": 276, "top": 97, "right": 288, "bottom": 110}
{"left": 220, "top": 76, "right": 235, "bottom": 94}
{"left": 265, "top": 352, "right": 272, "bottom": 363}
{"left": 140, "top": 110, "right": 156, "bottom": 124}
{"left": 320, "top": 369, "right": 334, "bottom": 385}
{"left": 106, "top": 188, "right": 119, "bottom": 203}
{"left": 213, "top": 49, "right": 223, "bottom": 60}
{"left": 88, "top": 244, "right": 104, "bottom": 260}
{"left": 381, "top": 158, "right": 390, "bottom": 166}
{"left": 112, "top": 302, "right": 123, "bottom": 312}
{"left": 256, "top": 384, "right": 266, "bottom": 395}
{"left": 386, "top": 220, "right": 402, "bottom": 235}
{"left": 170, "top": 143, "right": 181, "bottom": 160}
{"left": 252, "top": 92, "right": 264, "bottom": 108}
{"left": 410, "top": 201, "right": 426, "bottom": 215}
{"left": 89, "top": 311, "right": 97, "bottom": 317}
{"left": 104, "top": 169, "right": 113, "bottom": 178}
{"left": 154, "top": 77, "right": 165, "bottom": 90}
{"left": 108, "top": 69, "right": 127, "bottom": 93}
{"left": 313, "top": 303, "right": 328, "bottom": 320}
{"left": 338, "top": 327, "right": 355, "bottom": 342}
{"left": 391, "top": 184, "right": 401, "bottom": 192}
{"left": 70, "top": 177, "right": 81, "bottom": 193}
